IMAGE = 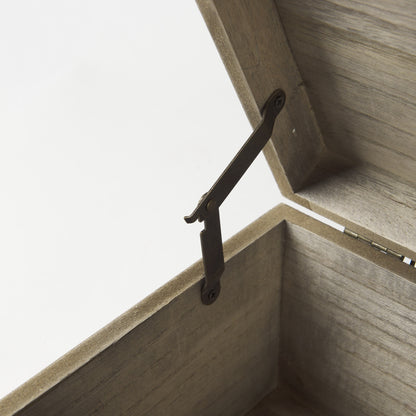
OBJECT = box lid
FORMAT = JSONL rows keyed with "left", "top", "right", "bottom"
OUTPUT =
{"left": 197, "top": 0, "right": 416, "bottom": 260}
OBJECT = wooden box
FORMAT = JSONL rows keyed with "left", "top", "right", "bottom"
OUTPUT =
{"left": 2, "top": 1, "right": 415, "bottom": 415}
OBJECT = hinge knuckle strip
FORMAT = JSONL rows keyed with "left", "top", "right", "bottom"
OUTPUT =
{"left": 344, "top": 228, "right": 358, "bottom": 239}
{"left": 371, "top": 241, "right": 387, "bottom": 252}
{"left": 344, "top": 229, "right": 413, "bottom": 267}
{"left": 386, "top": 249, "right": 404, "bottom": 261}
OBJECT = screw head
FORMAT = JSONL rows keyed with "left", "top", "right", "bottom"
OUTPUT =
{"left": 208, "top": 289, "right": 217, "bottom": 300}
{"left": 275, "top": 93, "right": 285, "bottom": 109}
{"left": 206, "top": 199, "right": 216, "bottom": 212}
{"left": 201, "top": 282, "right": 221, "bottom": 305}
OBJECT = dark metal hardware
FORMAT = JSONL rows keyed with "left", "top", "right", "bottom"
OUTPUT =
{"left": 184, "top": 89, "right": 286, "bottom": 305}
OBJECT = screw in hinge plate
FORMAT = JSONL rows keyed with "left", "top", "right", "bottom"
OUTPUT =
{"left": 201, "top": 282, "right": 221, "bottom": 305}
{"left": 344, "top": 228, "right": 416, "bottom": 267}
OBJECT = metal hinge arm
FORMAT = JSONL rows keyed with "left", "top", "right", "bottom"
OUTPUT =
{"left": 184, "top": 89, "right": 286, "bottom": 304}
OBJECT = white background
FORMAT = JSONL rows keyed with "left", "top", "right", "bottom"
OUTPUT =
{"left": 0, "top": 1, "right": 284, "bottom": 398}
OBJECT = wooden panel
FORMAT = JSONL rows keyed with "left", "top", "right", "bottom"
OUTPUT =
{"left": 273, "top": 0, "right": 416, "bottom": 257}
{"left": 197, "top": 0, "right": 328, "bottom": 193}
{"left": 0, "top": 210, "right": 286, "bottom": 416}
{"left": 245, "top": 387, "right": 322, "bottom": 416}
{"left": 280, "top": 223, "right": 416, "bottom": 416}
{"left": 3, "top": 204, "right": 415, "bottom": 415}
{"left": 298, "top": 165, "right": 416, "bottom": 257}
{"left": 275, "top": 0, "right": 416, "bottom": 185}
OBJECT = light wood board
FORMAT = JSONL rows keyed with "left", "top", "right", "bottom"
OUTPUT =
{"left": 0, "top": 206, "right": 287, "bottom": 416}
{"left": 298, "top": 165, "right": 416, "bottom": 257}
{"left": 197, "top": 0, "right": 329, "bottom": 193}
{"left": 275, "top": 0, "right": 416, "bottom": 185}
{"left": 281, "top": 222, "right": 416, "bottom": 416}
{"left": 274, "top": 0, "right": 416, "bottom": 258}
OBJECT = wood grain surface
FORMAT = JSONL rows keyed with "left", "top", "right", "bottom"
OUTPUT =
{"left": 298, "top": 165, "right": 416, "bottom": 255}
{"left": 197, "top": 0, "right": 329, "bottom": 193}
{"left": 275, "top": 0, "right": 416, "bottom": 184}
{"left": 280, "top": 223, "right": 416, "bottom": 416}
{"left": 245, "top": 387, "right": 322, "bottom": 416}
{"left": 1, "top": 214, "right": 286, "bottom": 416}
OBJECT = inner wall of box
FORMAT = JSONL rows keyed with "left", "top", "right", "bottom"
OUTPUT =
{"left": 274, "top": 0, "right": 416, "bottom": 186}
{"left": 276, "top": 222, "right": 416, "bottom": 416}
{"left": 272, "top": 0, "right": 416, "bottom": 254}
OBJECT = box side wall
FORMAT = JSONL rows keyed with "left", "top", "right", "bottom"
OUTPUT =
{"left": 4, "top": 218, "right": 286, "bottom": 416}
{"left": 280, "top": 222, "right": 416, "bottom": 416}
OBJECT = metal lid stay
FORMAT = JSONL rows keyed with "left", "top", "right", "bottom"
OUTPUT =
{"left": 185, "top": 89, "right": 286, "bottom": 305}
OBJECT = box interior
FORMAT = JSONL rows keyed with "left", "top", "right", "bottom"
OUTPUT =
{"left": 248, "top": 213, "right": 416, "bottom": 416}
{"left": 2, "top": 206, "right": 415, "bottom": 416}
{"left": 275, "top": 220, "right": 416, "bottom": 416}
